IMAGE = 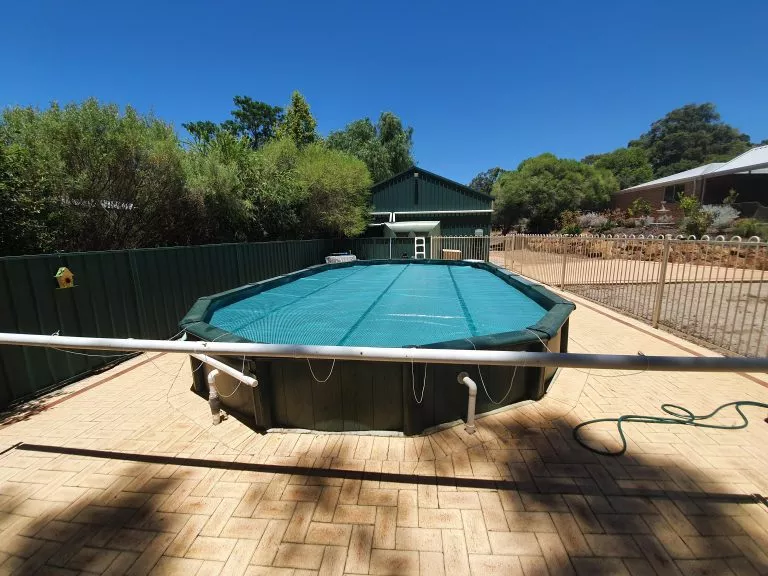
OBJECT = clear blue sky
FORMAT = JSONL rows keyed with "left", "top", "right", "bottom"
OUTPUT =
{"left": 2, "top": 0, "right": 766, "bottom": 183}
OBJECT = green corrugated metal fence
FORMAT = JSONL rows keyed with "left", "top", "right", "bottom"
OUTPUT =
{"left": 0, "top": 239, "right": 333, "bottom": 409}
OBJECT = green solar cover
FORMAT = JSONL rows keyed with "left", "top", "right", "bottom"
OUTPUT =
{"left": 209, "top": 264, "right": 547, "bottom": 347}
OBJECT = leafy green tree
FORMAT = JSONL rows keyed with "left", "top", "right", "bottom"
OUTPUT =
{"left": 181, "top": 120, "right": 218, "bottom": 145}
{"left": 468, "top": 167, "right": 505, "bottom": 196}
{"left": 0, "top": 99, "right": 203, "bottom": 253}
{"left": 629, "top": 103, "right": 751, "bottom": 177}
{"left": 277, "top": 91, "right": 317, "bottom": 147}
{"left": 221, "top": 96, "right": 283, "bottom": 149}
{"left": 493, "top": 153, "right": 617, "bottom": 232}
{"left": 326, "top": 112, "right": 413, "bottom": 182}
{"left": 589, "top": 147, "right": 653, "bottom": 190}
{"left": 295, "top": 143, "right": 372, "bottom": 237}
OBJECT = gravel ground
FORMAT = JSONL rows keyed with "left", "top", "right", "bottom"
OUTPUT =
{"left": 569, "top": 281, "right": 768, "bottom": 357}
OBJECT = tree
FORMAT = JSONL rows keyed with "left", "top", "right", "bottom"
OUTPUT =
{"left": 629, "top": 103, "right": 751, "bottom": 177}
{"left": 181, "top": 120, "right": 218, "bottom": 145}
{"left": 276, "top": 91, "right": 317, "bottom": 147}
{"left": 0, "top": 99, "right": 204, "bottom": 253}
{"left": 221, "top": 96, "right": 283, "bottom": 149}
{"left": 589, "top": 147, "right": 653, "bottom": 190}
{"left": 295, "top": 143, "right": 372, "bottom": 237}
{"left": 493, "top": 153, "right": 617, "bottom": 232}
{"left": 326, "top": 112, "right": 414, "bottom": 182}
{"left": 468, "top": 167, "right": 504, "bottom": 196}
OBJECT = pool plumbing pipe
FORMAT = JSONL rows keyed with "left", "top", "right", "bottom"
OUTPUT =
{"left": 189, "top": 353, "right": 258, "bottom": 426}
{"left": 457, "top": 372, "right": 477, "bottom": 434}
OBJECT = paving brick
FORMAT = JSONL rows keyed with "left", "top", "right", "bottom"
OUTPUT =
{"left": 305, "top": 522, "right": 352, "bottom": 546}
{"left": 249, "top": 519, "right": 288, "bottom": 566}
{"left": 333, "top": 504, "right": 376, "bottom": 525}
{"left": 272, "top": 543, "right": 325, "bottom": 570}
{"left": 373, "top": 506, "right": 397, "bottom": 549}
{"left": 488, "top": 532, "right": 542, "bottom": 556}
{"left": 437, "top": 491, "right": 481, "bottom": 510}
{"left": 441, "top": 529, "right": 470, "bottom": 576}
{"left": 505, "top": 511, "right": 556, "bottom": 533}
{"left": 551, "top": 512, "right": 593, "bottom": 556}
{"left": 418, "top": 508, "right": 463, "bottom": 529}
{"left": 220, "top": 517, "right": 269, "bottom": 540}
{"left": 165, "top": 515, "right": 208, "bottom": 557}
{"left": 126, "top": 531, "right": 175, "bottom": 576}
{"left": 536, "top": 532, "right": 575, "bottom": 575}
{"left": 281, "top": 485, "right": 322, "bottom": 502}
{"left": 518, "top": 555, "right": 551, "bottom": 576}
{"left": 252, "top": 500, "right": 296, "bottom": 520}
{"left": 468, "top": 554, "right": 524, "bottom": 576}
{"left": 358, "top": 488, "right": 398, "bottom": 506}
{"left": 461, "top": 510, "right": 491, "bottom": 554}
{"left": 370, "top": 549, "right": 419, "bottom": 576}
{"left": 283, "top": 502, "right": 315, "bottom": 542}
{"left": 344, "top": 524, "right": 373, "bottom": 574}
{"left": 584, "top": 534, "right": 643, "bottom": 558}
{"left": 571, "top": 557, "right": 631, "bottom": 575}
{"left": 397, "top": 490, "right": 418, "bottom": 527}
{"left": 185, "top": 535, "right": 237, "bottom": 561}
{"left": 478, "top": 492, "right": 508, "bottom": 532}
{"left": 312, "top": 486, "right": 341, "bottom": 523}
{"left": 395, "top": 527, "right": 442, "bottom": 552}
{"left": 419, "top": 551, "right": 445, "bottom": 576}
{"left": 148, "top": 556, "right": 203, "bottom": 575}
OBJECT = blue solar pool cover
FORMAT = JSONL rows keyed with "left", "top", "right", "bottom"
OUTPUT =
{"left": 208, "top": 264, "right": 547, "bottom": 347}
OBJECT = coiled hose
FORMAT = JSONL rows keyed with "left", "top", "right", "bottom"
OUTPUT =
{"left": 573, "top": 400, "right": 768, "bottom": 457}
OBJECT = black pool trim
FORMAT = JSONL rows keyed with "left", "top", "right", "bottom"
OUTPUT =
{"left": 180, "top": 259, "right": 575, "bottom": 350}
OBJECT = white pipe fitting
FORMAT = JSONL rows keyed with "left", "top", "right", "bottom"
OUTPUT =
{"left": 191, "top": 353, "right": 257, "bottom": 388}
{"left": 457, "top": 372, "right": 477, "bottom": 434}
{"left": 207, "top": 369, "right": 225, "bottom": 425}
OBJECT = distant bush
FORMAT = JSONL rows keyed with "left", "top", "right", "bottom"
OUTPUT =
{"left": 578, "top": 212, "right": 608, "bottom": 229}
{"left": 627, "top": 197, "right": 652, "bottom": 217}
{"left": 557, "top": 210, "right": 582, "bottom": 235}
{"left": 681, "top": 211, "right": 714, "bottom": 238}
{"left": 732, "top": 218, "right": 768, "bottom": 239}
{"left": 700, "top": 204, "right": 739, "bottom": 232}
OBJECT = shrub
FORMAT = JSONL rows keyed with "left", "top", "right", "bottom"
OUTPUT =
{"left": 556, "top": 210, "right": 582, "bottom": 235}
{"left": 578, "top": 212, "right": 608, "bottom": 229}
{"left": 732, "top": 218, "right": 768, "bottom": 239}
{"left": 681, "top": 211, "right": 714, "bottom": 238}
{"left": 678, "top": 194, "right": 699, "bottom": 217}
{"left": 627, "top": 197, "right": 652, "bottom": 217}
{"left": 723, "top": 189, "right": 738, "bottom": 206}
{"left": 700, "top": 204, "right": 739, "bottom": 232}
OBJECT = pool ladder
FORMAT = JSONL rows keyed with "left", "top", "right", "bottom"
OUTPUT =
{"left": 414, "top": 236, "right": 426, "bottom": 259}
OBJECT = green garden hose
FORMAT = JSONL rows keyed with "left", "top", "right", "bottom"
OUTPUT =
{"left": 573, "top": 401, "right": 768, "bottom": 457}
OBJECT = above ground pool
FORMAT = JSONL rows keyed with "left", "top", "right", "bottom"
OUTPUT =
{"left": 181, "top": 260, "right": 574, "bottom": 435}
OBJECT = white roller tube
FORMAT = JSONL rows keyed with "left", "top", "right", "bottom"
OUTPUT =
{"left": 457, "top": 372, "right": 477, "bottom": 434}
{"left": 1, "top": 332, "right": 768, "bottom": 373}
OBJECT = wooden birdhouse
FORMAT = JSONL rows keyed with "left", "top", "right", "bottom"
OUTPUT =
{"left": 54, "top": 267, "right": 75, "bottom": 289}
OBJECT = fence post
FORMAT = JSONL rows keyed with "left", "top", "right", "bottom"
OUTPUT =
{"left": 560, "top": 238, "right": 568, "bottom": 289}
{"left": 651, "top": 238, "right": 670, "bottom": 328}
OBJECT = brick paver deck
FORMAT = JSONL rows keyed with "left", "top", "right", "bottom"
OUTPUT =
{"left": 1, "top": 292, "right": 767, "bottom": 575}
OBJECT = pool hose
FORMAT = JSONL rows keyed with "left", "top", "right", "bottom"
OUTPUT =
{"left": 573, "top": 400, "right": 768, "bottom": 457}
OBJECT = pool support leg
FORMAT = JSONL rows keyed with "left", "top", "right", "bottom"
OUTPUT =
{"left": 457, "top": 372, "right": 477, "bottom": 434}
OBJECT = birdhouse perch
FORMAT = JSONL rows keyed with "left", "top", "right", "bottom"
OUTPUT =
{"left": 55, "top": 267, "right": 75, "bottom": 289}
